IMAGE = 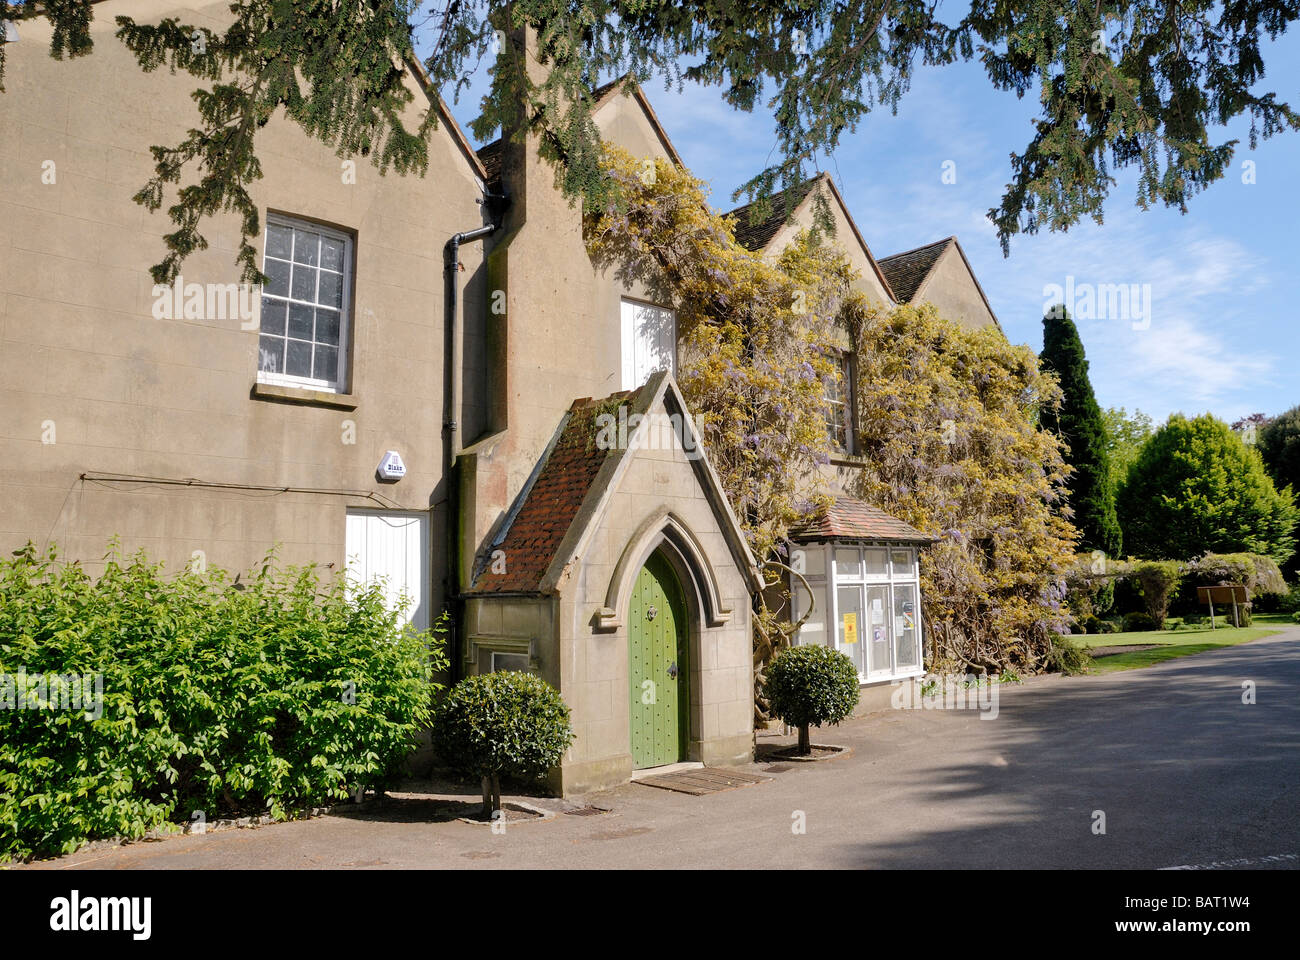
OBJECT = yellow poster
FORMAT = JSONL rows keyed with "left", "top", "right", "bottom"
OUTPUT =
{"left": 842, "top": 612, "right": 858, "bottom": 644}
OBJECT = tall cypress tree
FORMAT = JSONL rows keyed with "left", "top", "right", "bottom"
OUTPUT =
{"left": 1041, "top": 307, "right": 1123, "bottom": 558}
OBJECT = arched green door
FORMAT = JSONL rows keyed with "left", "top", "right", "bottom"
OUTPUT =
{"left": 628, "top": 550, "right": 689, "bottom": 768}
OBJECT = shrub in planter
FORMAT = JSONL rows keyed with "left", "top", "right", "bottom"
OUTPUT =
{"left": 0, "top": 543, "right": 444, "bottom": 862}
{"left": 764, "top": 644, "right": 860, "bottom": 754}
{"left": 432, "top": 671, "right": 574, "bottom": 816}
{"left": 1122, "top": 611, "right": 1160, "bottom": 632}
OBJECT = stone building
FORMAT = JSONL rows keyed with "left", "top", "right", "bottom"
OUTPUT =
{"left": 1, "top": 2, "right": 1000, "bottom": 789}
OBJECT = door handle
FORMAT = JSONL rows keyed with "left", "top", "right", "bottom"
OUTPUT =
{"left": 667, "top": 662, "right": 678, "bottom": 679}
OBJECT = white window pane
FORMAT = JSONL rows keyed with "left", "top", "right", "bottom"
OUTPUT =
{"left": 291, "top": 262, "right": 317, "bottom": 301}
{"left": 285, "top": 339, "right": 313, "bottom": 378}
{"left": 865, "top": 547, "right": 889, "bottom": 577}
{"left": 266, "top": 223, "right": 293, "bottom": 260}
{"left": 835, "top": 547, "right": 861, "bottom": 579}
{"left": 263, "top": 258, "right": 291, "bottom": 297}
{"left": 316, "top": 308, "right": 340, "bottom": 345}
{"left": 320, "top": 236, "right": 345, "bottom": 272}
{"left": 793, "top": 581, "right": 827, "bottom": 647}
{"left": 866, "top": 585, "right": 890, "bottom": 674}
{"left": 292, "top": 228, "right": 319, "bottom": 265}
{"left": 287, "top": 302, "right": 314, "bottom": 340}
{"left": 491, "top": 652, "right": 530, "bottom": 673}
{"left": 313, "top": 344, "right": 338, "bottom": 382}
{"left": 260, "top": 296, "right": 286, "bottom": 336}
{"left": 258, "top": 336, "right": 284, "bottom": 373}
{"left": 836, "top": 585, "right": 866, "bottom": 675}
{"left": 891, "top": 549, "right": 914, "bottom": 575}
{"left": 793, "top": 544, "right": 825, "bottom": 578}
{"left": 894, "top": 583, "right": 920, "bottom": 671}
{"left": 318, "top": 270, "right": 342, "bottom": 308}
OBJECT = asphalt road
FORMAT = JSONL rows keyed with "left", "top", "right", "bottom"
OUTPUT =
{"left": 25, "top": 626, "right": 1300, "bottom": 869}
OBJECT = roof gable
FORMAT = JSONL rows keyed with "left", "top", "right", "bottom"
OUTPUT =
{"left": 877, "top": 237, "right": 953, "bottom": 304}
{"left": 467, "top": 371, "right": 762, "bottom": 596}
{"left": 878, "top": 235, "right": 1003, "bottom": 333}
{"left": 725, "top": 175, "right": 896, "bottom": 301}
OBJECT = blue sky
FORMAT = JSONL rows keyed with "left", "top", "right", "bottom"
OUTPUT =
{"left": 437, "top": 31, "right": 1300, "bottom": 426}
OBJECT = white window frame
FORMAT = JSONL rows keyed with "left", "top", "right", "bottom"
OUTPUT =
{"left": 257, "top": 213, "right": 354, "bottom": 393}
{"left": 790, "top": 542, "right": 924, "bottom": 683}
{"left": 823, "top": 351, "right": 855, "bottom": 454}
{"left": 620, "top": 297, "right": 677, "bottom": 390}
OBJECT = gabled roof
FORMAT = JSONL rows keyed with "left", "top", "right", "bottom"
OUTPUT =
{"left": 726, "top": 180, "right": 819, "bottom": 252}
{"left": 466, "top": 371, "right": 762, "bottom": 596}
{"left": 877, "top": 235, "right": 1003, "bottom": 333}
{"left": 723, "top": 173, "right": 897, "bottom": 302}
{"left": 877, "top": 237, "right": 952, "bottom": 304}
{"left": 474, "top": 75, "right": 684, "bottom": 193}
{"left": 791, "top": 496, "right": 936, "bottom": 544}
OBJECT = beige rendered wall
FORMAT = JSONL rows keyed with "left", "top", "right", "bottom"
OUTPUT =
{"left": 766, "top": 178, "right": 894, "bottom": 310}
{"left": 459, "top": 74, "right": 680, "bottom": 583}
{"left": 917, "top": 245, "right": 998, "bottom": 332}
{"left": 0, "top": 0, "right": 487, "bottom": 611}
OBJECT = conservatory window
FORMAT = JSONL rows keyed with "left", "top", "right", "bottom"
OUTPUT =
{"left": 790, "top": 542, "right": 923, "bottom": 681}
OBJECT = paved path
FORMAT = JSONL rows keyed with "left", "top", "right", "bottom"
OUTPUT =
{"left": 25, "top": 627, "right": 1300, "bottom": 869}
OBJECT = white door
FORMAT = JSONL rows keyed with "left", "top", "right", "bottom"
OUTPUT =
{"left": 345, "top": 509, "right": 430, "bottom": 633}
{"left": 620, "top": 299, "right": 677, "bottom": 390}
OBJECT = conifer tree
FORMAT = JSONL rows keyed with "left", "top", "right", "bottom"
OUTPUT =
{"left": 1041, "top": 307, "right": 1122, "bottom": 559}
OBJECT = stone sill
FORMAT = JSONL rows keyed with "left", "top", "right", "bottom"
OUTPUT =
{"left": 251, "top": 381, "right": 358, "bottom": 410}
{"left": 829, "top": 452, "right": 867, "bottom": 468}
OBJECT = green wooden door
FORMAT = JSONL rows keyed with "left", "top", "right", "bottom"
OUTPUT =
{"left": 628, "top": 551, "right": 689, "bottom": 768}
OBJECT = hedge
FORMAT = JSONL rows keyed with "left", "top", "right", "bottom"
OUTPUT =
{"left": 0, "top": 544, "right": 445, "bottom": 861}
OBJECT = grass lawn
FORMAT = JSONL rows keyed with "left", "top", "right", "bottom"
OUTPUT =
{"left": 1073, "top": 612, "right": 1293, "bottom": 673}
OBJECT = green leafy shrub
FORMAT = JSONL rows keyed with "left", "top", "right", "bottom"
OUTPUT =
{"left": 764, "top": 644, "right": 860, "bottom": 754}
{"left": 1045, "top": 634, "right": 1093, "bottom": 674}
{"left": 1083, "top": 615, "right": 1116, "bottom": 634}
{"left": 1280, "top": 584, "right": 1300, "bottom": 614}
{"left": 1292, "top": 610, "right": 1300, "bottom": 624}
{"left": 0, "top": 543, "right": 444, "bottom": 862}
{"left": 432, "top": 671, "right": 574, "bottom": 816}
{"left": 1130, "top": 560, "right": 1183, "bottom": 628}
{"left": 1122, "top": 611, "right": 1160, "bottom": 632}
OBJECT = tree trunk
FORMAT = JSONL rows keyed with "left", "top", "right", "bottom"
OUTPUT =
{"left": 481, "top": 775, "right": 493, "bottom": 818}
{"left": 798, "top": 723, "right": 811, "bottom": 755}
{"left": 490, "top": 773, "right": 502, "bottom": 816}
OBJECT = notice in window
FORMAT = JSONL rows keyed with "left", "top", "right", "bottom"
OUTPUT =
{"left": 841, "top": 613, "right": 858, "bottom": 644}
{"left": 871, "top": 597, "right": 884, "bottom": 624}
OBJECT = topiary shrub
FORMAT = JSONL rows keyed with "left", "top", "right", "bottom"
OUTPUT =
{"left": 0, "top": 542, "right": 443, "bottom": 862}
{"left": 432, "top": 671, "right": 574, "bottom": 817}
{"left": 1292, "top": 610, "right": 1300, "bottom": 624}
{"left": 764, "top": 644, "right": 860, "bottom": 754}
{"left": 1122, "top": 611, "right": 1160, "bottom": 632}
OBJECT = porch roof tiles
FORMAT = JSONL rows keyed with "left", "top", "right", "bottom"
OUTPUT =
{"left": 791, "top": 496, "right": 936, "bottom": 544}
{"left": 465, "top": 390, "right": 637, "bottom": 595}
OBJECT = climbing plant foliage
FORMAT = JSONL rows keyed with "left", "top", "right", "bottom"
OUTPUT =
{"left": 6, "top": 0, "right": 1297, "bottom": 278}
{"left": 847, "top": 304, "right": 1080, "bottom": 673}
{"left": 588, "top": 144, "right": 1080, "bottom": 680}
